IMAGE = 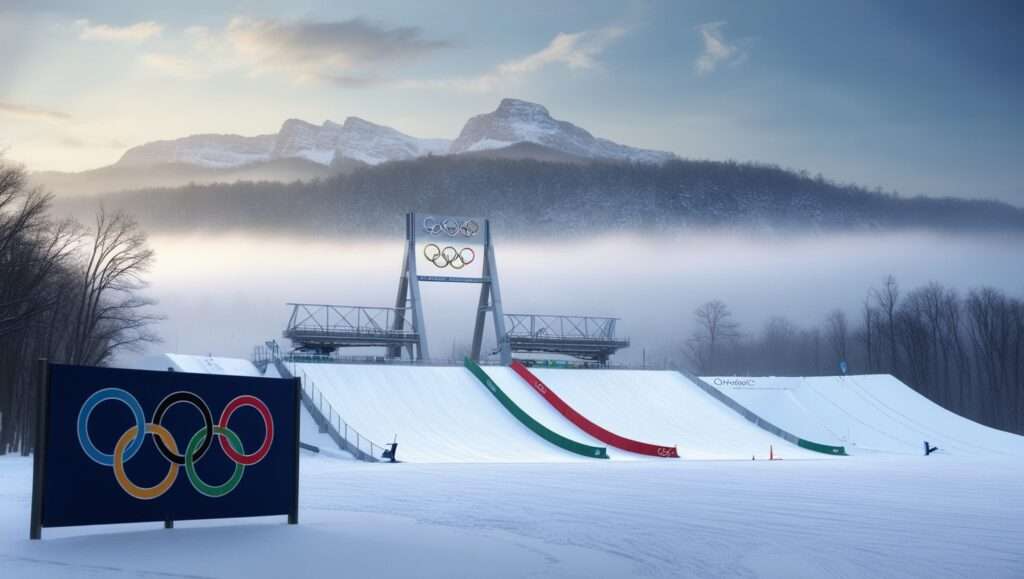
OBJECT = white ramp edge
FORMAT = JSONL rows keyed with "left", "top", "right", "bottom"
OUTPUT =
{"left": 703, "top": 375, "right": 1024, "bottom": 456}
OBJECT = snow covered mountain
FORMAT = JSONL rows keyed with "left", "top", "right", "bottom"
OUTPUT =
{"left": 116, "top": 118, "right": 450, "bottom": 169}
{"left": 449, "top": 99, "right": 676, "bottom": 164}
{"left": 116, "top": 133, "right": 277, "bottom": 168}
{"left": 113, "top": 99, "right": 674, "bottom": 172}
{"left": 271, "top": 117, "right": 449, "bottom": 166}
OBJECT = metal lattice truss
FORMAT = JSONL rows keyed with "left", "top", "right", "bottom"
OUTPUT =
{"left": 284, "top": 303, "right": 418, "bottom": 354}
{"left": 503, "top": 313, "right": 630, "bottom": 362}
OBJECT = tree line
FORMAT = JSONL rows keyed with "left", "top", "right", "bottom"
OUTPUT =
{"left": 0, "top": 160, "right": 159, "bottom": 455}
{"left": 686, "top": 276, "right": 1024, "bottom": 435}
{"left": 53, "top": 155, "right": 1024, "bottom": 238}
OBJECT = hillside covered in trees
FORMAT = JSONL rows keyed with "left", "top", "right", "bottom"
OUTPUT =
{"left": 53, "top": 156, "right": 1024, "bottom": 237}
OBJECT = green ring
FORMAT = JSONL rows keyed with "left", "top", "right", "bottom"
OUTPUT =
{"left": 185, "top": 425, "right": 245, "bottom": 497}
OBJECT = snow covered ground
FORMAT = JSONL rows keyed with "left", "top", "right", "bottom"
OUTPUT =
{"left": 1, "top": 454, "right": 1021, "bottom": 578}
{"left": 3, "top": 357, "right": 1022, "bottom": 577}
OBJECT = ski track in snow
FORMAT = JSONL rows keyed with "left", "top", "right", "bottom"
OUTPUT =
{"left": 2, "top": 455, "right": 1021, "bottom": 578}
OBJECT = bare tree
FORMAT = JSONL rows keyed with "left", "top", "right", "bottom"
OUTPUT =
{"left": 873, "top": 275, "right": 901, "bottom": 376}
{"left": 687, "top": 300, "right": 740, "bottom": 374}
{"left": 68, "top": 209, "right": 160, "bottom": 366}
{"left": 1, "top": 161, "right": 161, "bottom": 453}
{"left": 825, "top": 309, "right": 849, "bottom": 370}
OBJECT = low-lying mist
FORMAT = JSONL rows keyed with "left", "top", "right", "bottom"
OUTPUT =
{"left": 131, "top": 229, "right": 1024, "bottom": 368}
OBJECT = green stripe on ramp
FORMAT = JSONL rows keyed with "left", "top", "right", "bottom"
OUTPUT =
{"left": 797, "top": 439, "right": 847, "bottom": 455}
{"left": 464, "top": 358, "right": 609, "bottom": 459}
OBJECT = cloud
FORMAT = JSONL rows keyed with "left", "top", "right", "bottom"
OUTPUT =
{"left": 76, "top": 19, "right": 162, "bottom": 42}
{"left": 498, "top": 27, "right": 626, "bottom": 75}
{"left": 141, "top": 17, "right": 445, "bottom": 85}
{"left": 139, "top": 53, "right": 209, "bottom": 80}
{"left": 695, "top": 21, "right": 747, "bottom": 75}
{"left": 0, "top": 101, "right": 71, "bottom": 122}
{"left": 406, "top": 26, "right": 627, "bottom": 93}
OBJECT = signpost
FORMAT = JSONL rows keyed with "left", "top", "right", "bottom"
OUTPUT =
{"left": 30, "top": 361, "right": 299, "bottom": 539}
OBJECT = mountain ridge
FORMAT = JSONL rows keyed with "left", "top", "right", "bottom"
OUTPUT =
{"left": 53, "top": 97, "right": 675, "bottom": 172}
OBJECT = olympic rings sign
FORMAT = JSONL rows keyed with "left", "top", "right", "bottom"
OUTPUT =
{"left": 423, "top": 243, "right": 476, "bottom": 269}
{"left": 422, "top": 216, "right": 480, "bottom": 238}
{"left": 77, "top": 388, "right": 274, "bottom": 500}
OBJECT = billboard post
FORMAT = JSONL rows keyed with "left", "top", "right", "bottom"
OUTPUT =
{"left": 29, "top": 358, "right": 49, "bottom": 540}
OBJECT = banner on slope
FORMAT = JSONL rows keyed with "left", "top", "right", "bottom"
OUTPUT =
{"left": 30, "top": 363, "right": 300, "bottom": 539}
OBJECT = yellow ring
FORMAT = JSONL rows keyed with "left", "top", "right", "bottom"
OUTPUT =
{"left": 113, "top": 424, "right": 179, "bottom": 500}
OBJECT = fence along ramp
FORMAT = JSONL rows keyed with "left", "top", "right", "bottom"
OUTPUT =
{"left": 275, "top": 359, "right": 383, "bottom": 462}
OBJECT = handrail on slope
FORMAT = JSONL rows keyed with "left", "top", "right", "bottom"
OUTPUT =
{"left": 510, "top": 361, "right": 678, "bottom": 458}
{"left": 680, "top": 370, "right": 847, "bottom": 456}
{"left": 275, "top": 358, "right": 383, "bottom": 462}
{"left": 464, "top": 357, "right": 609, "bottom": 459}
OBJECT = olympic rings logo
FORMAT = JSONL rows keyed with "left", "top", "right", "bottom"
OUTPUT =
{"left": 77, "top": 388, "right": 274, "bottom": 500}
{"left": 423, "top": 243, "right": 476, "bottom": 269}
{"left": 423, "top": 217, "right": 479, "bottom": 238}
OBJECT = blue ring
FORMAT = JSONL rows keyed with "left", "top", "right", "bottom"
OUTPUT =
{"left": 77, "top": 388, "right": 146, "bottom": 466}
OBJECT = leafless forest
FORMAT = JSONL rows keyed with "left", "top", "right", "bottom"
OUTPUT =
{"left": 0, "top": 161, "right": 159, "bottom": 454}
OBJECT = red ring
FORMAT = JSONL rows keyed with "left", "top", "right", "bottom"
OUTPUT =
{"left": 218, "top": 395, "right": 274, "bottom": 465}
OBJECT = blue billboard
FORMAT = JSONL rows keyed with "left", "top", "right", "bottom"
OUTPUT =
{"left": 31, "top": 364, "right": 299, "bottom": 537}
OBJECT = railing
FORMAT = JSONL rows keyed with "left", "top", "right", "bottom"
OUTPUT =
{"left": 290, "top": 361, "right": 387, "bottom": 461}
{"left": 285, "top": 303, "right": 415, "bottom": 337}
{"left": 504, "top": 314, "right": 622, "bottom": 341}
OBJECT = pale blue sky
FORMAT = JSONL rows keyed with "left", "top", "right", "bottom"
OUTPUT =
{"left": 1, "top": 1, "right": 1021, "bottom": 204}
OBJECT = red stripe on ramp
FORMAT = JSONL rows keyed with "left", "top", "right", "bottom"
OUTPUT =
{"left": 510, "top": 361, "right": 679, "bottom": 458}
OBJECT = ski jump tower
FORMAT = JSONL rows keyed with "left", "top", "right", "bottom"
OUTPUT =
{"left": 390, "top": 212, "right": 510, "bottom": 364}
{"left": 283, "top": 212, "right": 628, "bottom": 364}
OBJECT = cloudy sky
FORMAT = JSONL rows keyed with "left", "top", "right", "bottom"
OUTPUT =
{"left": 1, "top": 0, "right": 1021, "bottom": 204}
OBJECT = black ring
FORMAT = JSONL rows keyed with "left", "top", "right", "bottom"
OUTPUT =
{"left": 152, "top": 391, "right": 214, "bottom": 465}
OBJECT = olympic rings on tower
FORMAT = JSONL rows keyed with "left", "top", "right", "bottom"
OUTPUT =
{"left": 422, "top": 217, "right": 480, "bottom": 238}
{"left": 76, "top": 388, "right": 274, "bottom": 501}
{"left": 423, "top": 243, "right": 476, "bottom": 269}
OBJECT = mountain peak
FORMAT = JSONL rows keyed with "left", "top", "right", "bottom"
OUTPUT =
{"left": 449, "top": 98, "right": 675, "bottom": 164}
{"left": 342, "top": 116, "right": 380, "bottom": 130}
{"left": 495, "top": 98, "right": 551, "bottom": 118}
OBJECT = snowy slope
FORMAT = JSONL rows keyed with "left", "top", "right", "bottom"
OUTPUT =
{"left": 481, "top": 366, "right": 633, "bottom": 459}
{"left": 703, "top": 375, "right": 1024, "bottom": 456}
{"left": 166, "top": 353, "right": 263, "bottom": 376}
{"left": 521, "top": 368, "right": 824, "bottom": 460}
{"left": 117, "top": 118, "right": 451, "bottom": 169}
{"left": 292, "top": 363, "right": 599, "bottom": 463}
{"left": 449, "top": 99, "right": 676, "bottom": 163}
{"left": 134, "top": 354, "right": 350, "bottom": 458}
{"left": 116, "top": 134, "right": 276, "bottom": 168}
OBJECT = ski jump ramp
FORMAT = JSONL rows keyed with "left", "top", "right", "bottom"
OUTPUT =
{"left": 703, "top": 375, "right": 1024, "bottom": 457}
{"left": 293, "top": 362, "right": 822, "bottom": 462}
